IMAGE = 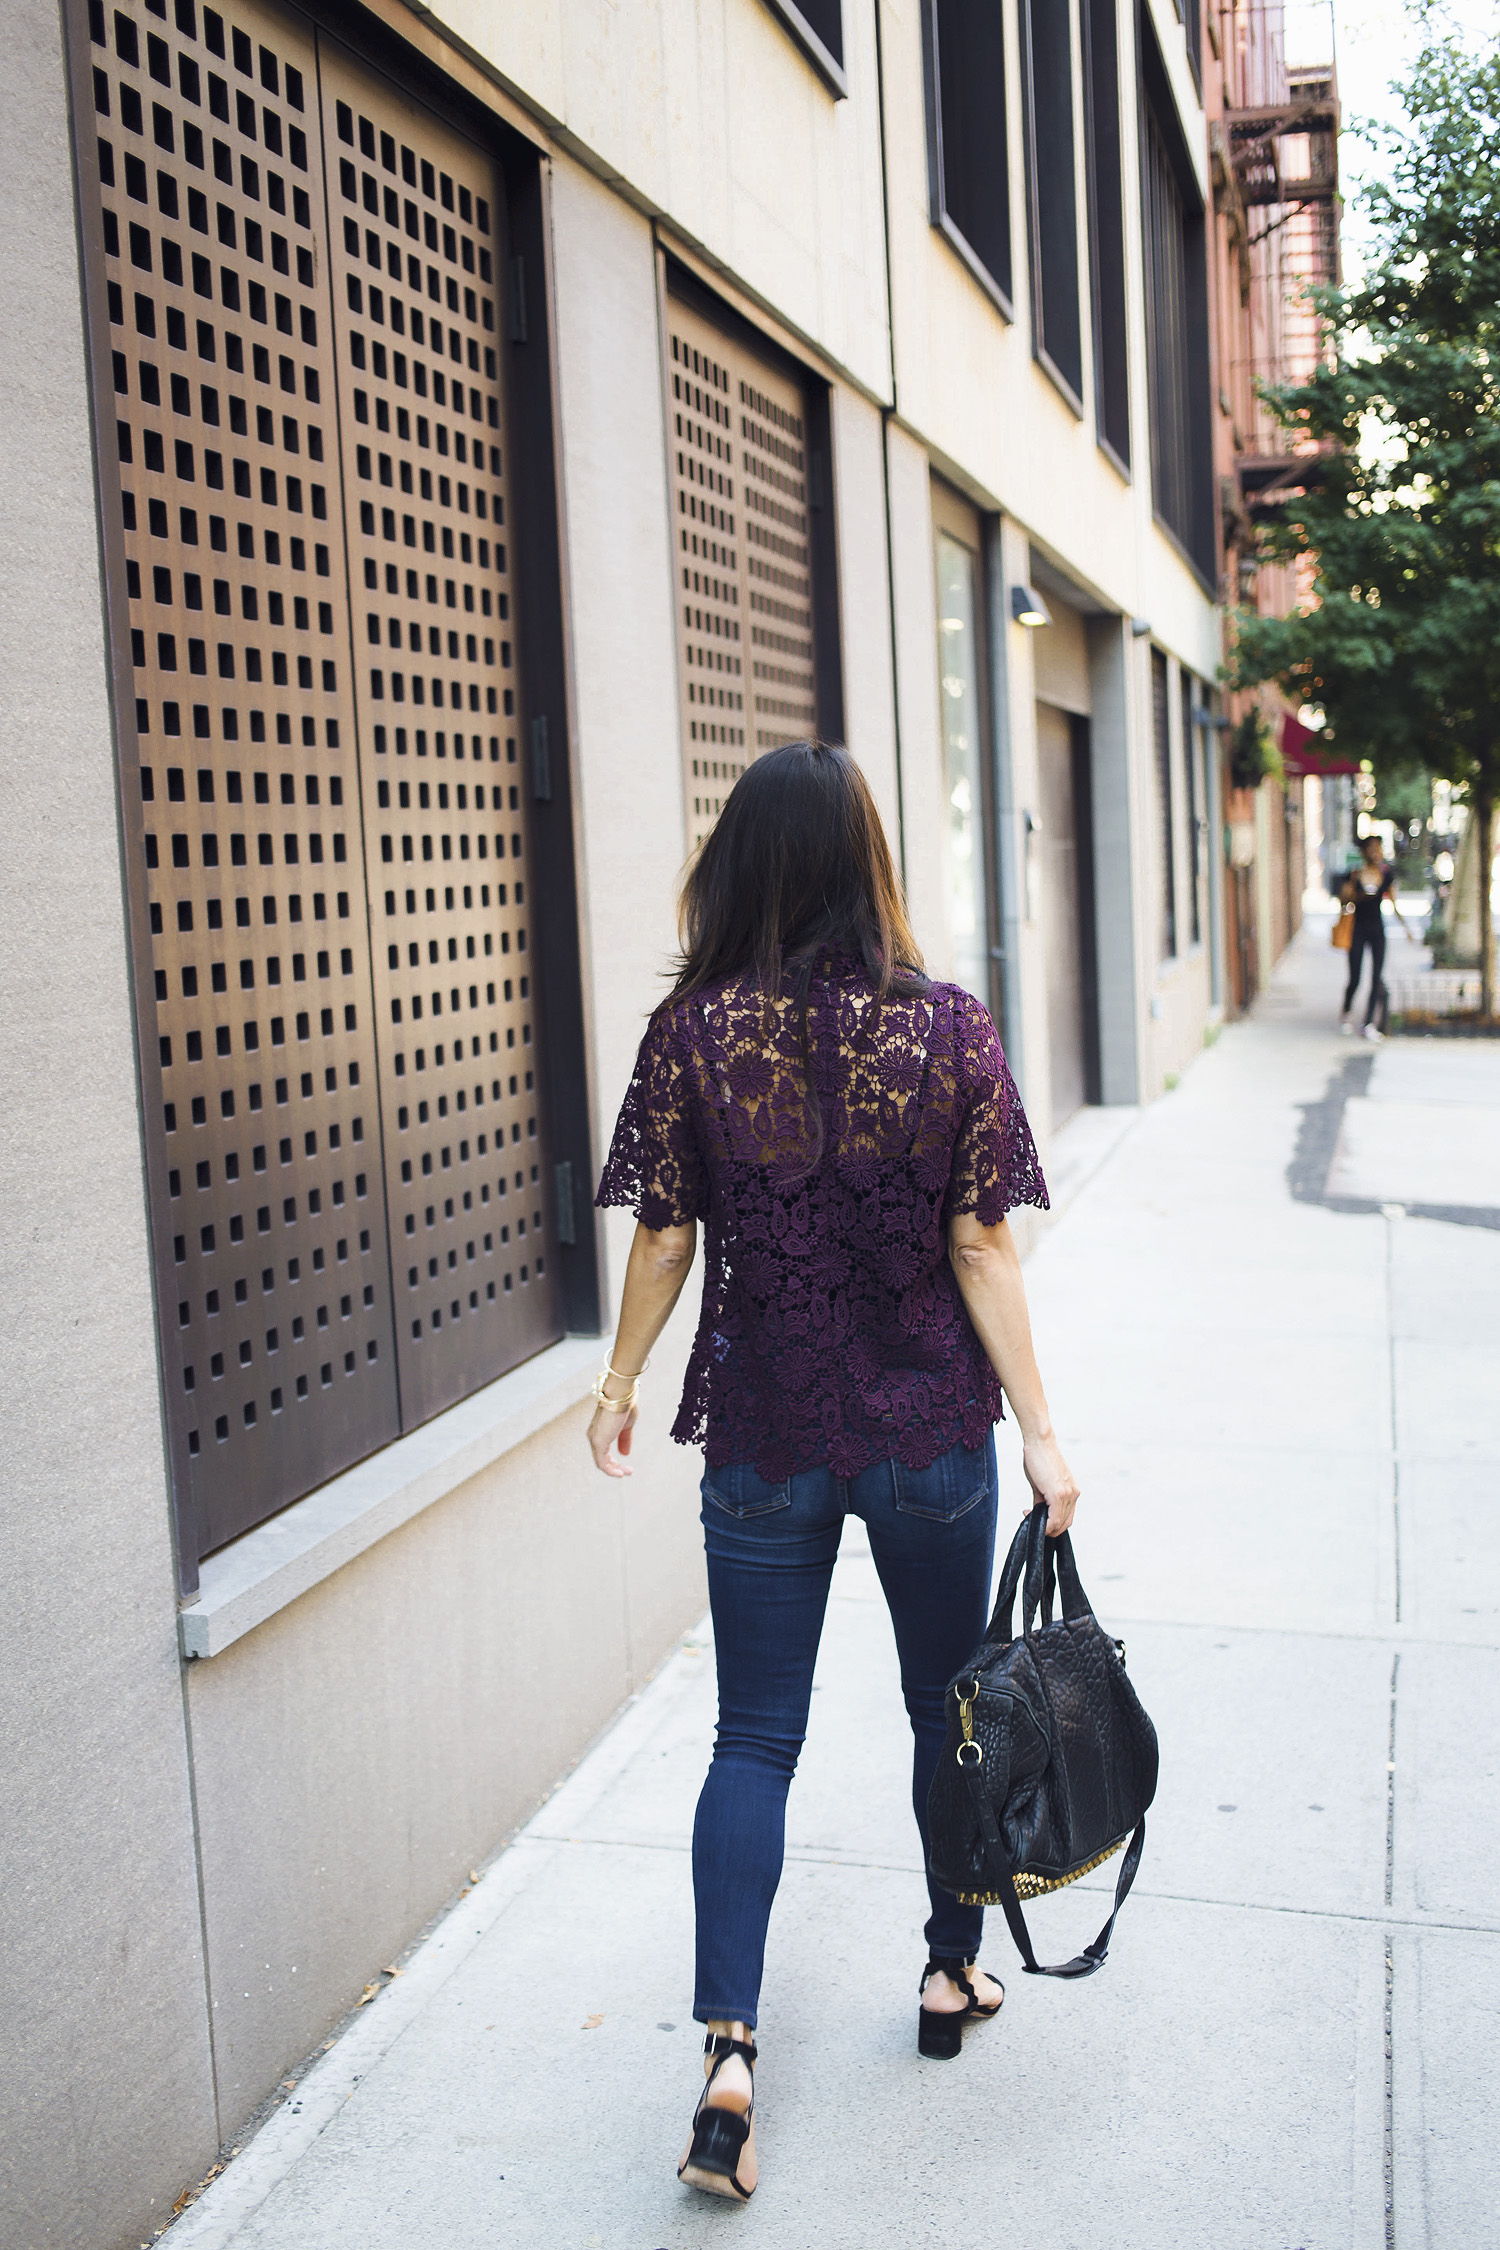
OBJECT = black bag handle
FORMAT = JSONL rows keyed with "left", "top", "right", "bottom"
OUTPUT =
{"left": 963, "top": 1755, "right": 1145, "bottom": 1978}
{"left": 983, "top": 1510, "right": 1036, "bottom": 1647}
{"left": 1021, "top": 1503, "right": 1049, "bottom": 1629}
{"left": 1035, "top": 1528, "right": 1092, "bottom": 1629}
{"left": 987, "top": 1504, "right": 1095, "bottom": 1646}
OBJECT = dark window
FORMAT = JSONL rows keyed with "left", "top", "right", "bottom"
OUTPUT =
{"left": 923, "top": 0, "right": 1011, "bottom": 310}
{"left": 1083, "top": 0, "right": 1129, "bottom": 467}
{"left": 1178, "top": 0, "right": 1202, "bottom": 95}
{"left": 762, "top": 0, "right": 846, "bottom": 97}
{"left": 1022, "top": 0, "right": 1083, "bottom": 404}
{"left": 1139, "top": 14, "right": 1214, "bottom": 577}
{"left": 932, "top": 488, "right": 1001, "bottom": 1034}
{"left": 1152, "top": 648, "right": 1176, "bottom": 960}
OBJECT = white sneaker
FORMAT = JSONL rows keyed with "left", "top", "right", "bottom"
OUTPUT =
{"left": 1339, "top": 1018, "right": 1353, "bottom": 1035}
{"left": 1362, "top": 1024, "right": 1386, "bottom": 1043}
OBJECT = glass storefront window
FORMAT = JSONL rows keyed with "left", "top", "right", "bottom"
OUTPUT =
{"left": 936, "top": 532, "right": 990, "bottom": 1006}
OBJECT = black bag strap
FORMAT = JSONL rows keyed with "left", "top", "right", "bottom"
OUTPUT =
{"left": 1036, "top": 1531, "right": 1058, "bottom": 1627}
{"left": 984, "top": 1512, "right": 1035, "bottom": 1646}
{"left": 963, "top": 1762, "right": 1145, "bottom": 1979}
{"left": 1052, "top": 1531, "right": 1091, "bottom": 1623}
{"left": 987, "top": 1506, "right": 1096, "bottom": 1645}
{"left": 1034, "top": 1529, "right": 1092, "bottom": 1629}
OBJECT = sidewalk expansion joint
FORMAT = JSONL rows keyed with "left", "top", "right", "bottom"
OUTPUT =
{"left": 1036, "top": 1615, "right": 1499, "bottom": 1652}
{"left": 1385, "top": 1652, "right": 1400, "bottom": 1908}
{"left": 517, "top": 1831, "right": 1500, "bottom": 1940}
{"left": 1384, "top": 1936, "right": 1396, "bottom": 2250}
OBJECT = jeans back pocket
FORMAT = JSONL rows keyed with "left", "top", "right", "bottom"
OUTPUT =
{"left": 890, "top": 1439, "right": 990, "bottom": 1522}
{"left": 701, "top": 1462, "right": 793, "bottom": 1519}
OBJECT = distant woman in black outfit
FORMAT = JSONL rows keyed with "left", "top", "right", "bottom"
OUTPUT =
{"left": 1339, "top": 834, "right": 1414, "bottom": 1041}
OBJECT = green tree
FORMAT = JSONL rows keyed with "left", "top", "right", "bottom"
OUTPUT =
{"left": 1228, "top": 21, "right": 1500, "bottom": 1013}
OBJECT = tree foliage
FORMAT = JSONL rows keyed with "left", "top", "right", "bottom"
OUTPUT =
{"left": 1227, "top": 709, "right": 1282, "bottom": 792}
{"left": 1227, "top": 17, "right": 1500, "bottom": 1001}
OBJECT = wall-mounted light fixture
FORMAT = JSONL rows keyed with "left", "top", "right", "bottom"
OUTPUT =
{"left": 1010, "top": 584, "right": 1052, "bottom": 628}
{"left": 1023, "top": 809, "right": 1043, "bottom": 924}
{"left": 1130, "top": 616, "right": 1152, "bottom": 639}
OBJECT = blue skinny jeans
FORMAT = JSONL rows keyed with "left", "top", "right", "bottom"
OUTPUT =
{"left": 692, "top": 1432, "right": 999, "bottom": 2027}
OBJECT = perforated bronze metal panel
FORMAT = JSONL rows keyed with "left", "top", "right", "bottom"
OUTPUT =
{"left": 77, "top": 0, "right": 561, "bottom": 1557}
{"left": 663, "top": 294, "right": 819, "bottom": 851}
{"left": 317, "top": 42, "right": 559, "bottom": 1427}
{"left": 87, "top": 0, "right": 398, "bottom": 1555}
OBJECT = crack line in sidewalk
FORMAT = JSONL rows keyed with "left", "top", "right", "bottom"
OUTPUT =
{"left": 1385, "top": 1653, "right": 1401, "bottom": 1911}
{"left": 923, "top": 1614, "right": 1488, "bottom": 1650}
{"left": 1385, "top": 1210, "right": 1403, "bottom": 1626}
{"left": 1384, "top": 1649, "right": 1402, "bottom": 2247}
{"left": 520, "top": 1830, "right": 1500, "bottom": 1939}
{"left": 1385, "top": 1937, "right": 1397, "bottom": 2250}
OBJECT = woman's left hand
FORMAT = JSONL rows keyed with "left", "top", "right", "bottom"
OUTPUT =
{"left": 588, "top": 1401, "right": 638, "bottom": 1477}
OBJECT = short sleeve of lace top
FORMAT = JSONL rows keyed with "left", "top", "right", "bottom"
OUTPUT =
{"left": 943, "top": 989, "right": 1048, "bottom": 1225}
{"left": 596, "top": 1009, "right": 708, "bottom": 1231}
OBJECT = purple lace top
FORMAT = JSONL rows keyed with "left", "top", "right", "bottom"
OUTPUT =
{"left": 596, "top": 952, "right": 1048, "bottom": 1480}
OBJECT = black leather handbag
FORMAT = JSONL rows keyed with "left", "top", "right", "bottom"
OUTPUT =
{"left": 926, "top": 1503, "right": 1158, "bottom": 1978}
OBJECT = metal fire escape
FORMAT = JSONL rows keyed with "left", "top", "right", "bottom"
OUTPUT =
{"left": 1211, "top": 5, "right": 1340, "bottom": 533}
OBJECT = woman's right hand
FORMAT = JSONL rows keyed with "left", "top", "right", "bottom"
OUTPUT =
{"left": 587, "top": 1400, "right": 638, "bottom": 1477}
{"left": 1021, "top": 1431, "right": 1080, "bottom": 1536}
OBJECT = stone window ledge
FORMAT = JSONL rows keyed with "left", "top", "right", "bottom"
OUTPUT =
{"left": 179, "top": 1335, "right": 602, "bottom": 1660}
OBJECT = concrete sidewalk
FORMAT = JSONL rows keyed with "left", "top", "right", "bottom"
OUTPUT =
{"left": 168, "top": 919, "right": 1500, "bottom": 2250}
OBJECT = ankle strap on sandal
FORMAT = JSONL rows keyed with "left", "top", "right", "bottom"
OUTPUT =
{"left": 920, "top": 1956, "right": 977, "bottom": 2002}
{"left": 703, "top": 2031, "right": 758, "bottom": 2066}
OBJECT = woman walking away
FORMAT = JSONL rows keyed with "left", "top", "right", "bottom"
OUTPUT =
{"left": 587, "top": 741, "right": 1079, "bottom": 2201}
{"left": 1340, "top": 832, "right": 1416, "bottom": 1041}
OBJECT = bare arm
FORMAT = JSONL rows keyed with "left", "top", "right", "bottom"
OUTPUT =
{"left": 587, "top": 1219, "right": 698, "bottom": 1478}
{"left": 948, "top": 1210, "right": 1080, "bottom": 1535}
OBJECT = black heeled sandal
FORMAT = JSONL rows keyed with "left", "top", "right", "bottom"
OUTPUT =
{"left": 678, "top": 2032, "right": 758, "bottom": 2199}
{"left": 917, "top": 1955, "right": 1005, "bottom": 2059}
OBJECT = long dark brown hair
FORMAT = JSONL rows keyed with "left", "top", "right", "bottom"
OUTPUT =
{"left": 662, "top": 740, "right": 926, "bottom": 1012}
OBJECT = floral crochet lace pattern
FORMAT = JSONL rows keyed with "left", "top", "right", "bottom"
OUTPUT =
{"left": 596, "top": 952, "right": 1048, "bottom": 1481}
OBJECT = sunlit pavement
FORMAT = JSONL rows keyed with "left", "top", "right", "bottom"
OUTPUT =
{"left": 168, "top": 913, "right": 1500, "bottom": 2250}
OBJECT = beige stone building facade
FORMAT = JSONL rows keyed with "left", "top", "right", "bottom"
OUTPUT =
{"left": 2, "top": 3, "right": 1238, "bottom": 2241}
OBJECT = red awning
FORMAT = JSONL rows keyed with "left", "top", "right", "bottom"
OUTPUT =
{"left": 1280, "top": 712, "right": 1358, "bottom": 777}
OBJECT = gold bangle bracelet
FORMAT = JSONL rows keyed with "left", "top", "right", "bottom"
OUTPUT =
{"left": 591, "top": 1372, "right": 638, "bottom": 1412}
